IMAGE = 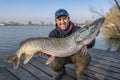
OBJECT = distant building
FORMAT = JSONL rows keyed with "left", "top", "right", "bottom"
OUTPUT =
{"left": 0, "top": 23, "right": 5, "bottom": 26}
{"left": 28, "top": 21, "right": 32, "bottom": 26}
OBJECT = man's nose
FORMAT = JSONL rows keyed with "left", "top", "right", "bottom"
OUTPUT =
{"left": 61, "top": 19, "right": 65, "bottom": 23}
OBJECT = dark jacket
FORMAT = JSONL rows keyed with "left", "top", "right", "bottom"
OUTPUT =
{"left": 49, "top": 21, "right": 95, "bottom": 48}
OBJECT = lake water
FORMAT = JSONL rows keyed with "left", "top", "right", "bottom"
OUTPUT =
{"left": 0, "top": 26, "right": 108, "bottom": 67}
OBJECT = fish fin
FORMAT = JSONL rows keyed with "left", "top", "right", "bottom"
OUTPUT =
{"left": 24, "top": 54, "right": 33, "bottom": 64}
{"left": 46, "top": 56, "right": 55, "bottom": 65}
{"left": 5, "top": 54, "right": 20, "bottom": 69}
{"left": 80, "top": 44, "right": 88, "bottom": 56}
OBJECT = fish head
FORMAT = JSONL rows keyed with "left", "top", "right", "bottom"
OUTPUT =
{"left": 87, "top": 17, "right": 105, "bottom": 35}
{"left": 74, "top": 17, "right": 105, "bottom": 42}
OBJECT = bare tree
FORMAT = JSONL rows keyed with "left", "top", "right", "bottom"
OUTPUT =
{"left": 114, "top": 0, "right": 120, "bottom": 11}
{"left": 90, "top": 1, "right": 120, "bottom": 52}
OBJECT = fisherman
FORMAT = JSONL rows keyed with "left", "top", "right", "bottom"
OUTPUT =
{"left": 40, "top": 9, "right": 95, "bottom": 80}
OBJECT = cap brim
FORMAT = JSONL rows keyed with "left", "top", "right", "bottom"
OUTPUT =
{"left": 56, "top": 14, "right": 68, "bottom": 18}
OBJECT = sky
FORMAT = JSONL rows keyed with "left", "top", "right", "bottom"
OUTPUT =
{"left": 0, "top": 0, "right": 115, "bottom": 24}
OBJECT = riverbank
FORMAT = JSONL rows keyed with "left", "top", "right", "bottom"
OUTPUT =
{"left": 0, "top": 48, "right": 120, "bottom": 80}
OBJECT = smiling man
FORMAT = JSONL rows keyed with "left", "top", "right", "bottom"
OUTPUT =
{"left": 40, "top": 9, "right": 95, "bottom": 80}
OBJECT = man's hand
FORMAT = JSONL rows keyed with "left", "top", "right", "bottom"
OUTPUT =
{"left": 38, "top": 51, "right": 45, "bottom": 56}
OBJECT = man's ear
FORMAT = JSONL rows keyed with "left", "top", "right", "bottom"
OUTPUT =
{"left": 55, "top": 19, "right": 57, "bottom": 23}
{"left": 68, "top": 17, "right": 70, "bottom": 19}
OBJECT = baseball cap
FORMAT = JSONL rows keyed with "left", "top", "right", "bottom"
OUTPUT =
{"left": 55, "top": 9, "right": 69, "bottom": 18}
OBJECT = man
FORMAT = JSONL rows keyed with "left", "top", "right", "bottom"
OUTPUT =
{"left": 40, "top": 9, "right": 95, "bottom": 80}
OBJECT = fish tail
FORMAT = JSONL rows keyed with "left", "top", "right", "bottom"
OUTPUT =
{"left": 5, "top": 54, "right": 20, "bottom": 69}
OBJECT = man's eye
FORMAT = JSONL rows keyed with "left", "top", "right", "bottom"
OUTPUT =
{"left": 63, "top": 17, "right": 67, "bottom": 19}
{"left": 58, "top": 19, "right": 61, "bottom": 21}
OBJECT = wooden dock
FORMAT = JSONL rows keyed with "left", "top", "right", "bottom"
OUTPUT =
{"left": 0, "top": 49, "right": 120, "bottom": 80}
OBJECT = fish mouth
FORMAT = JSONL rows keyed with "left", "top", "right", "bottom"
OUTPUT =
{"left": 99, "top": 17, "right": 105, "bottom": 24}
{"left": 88, "top": 17, "right": 105, "bottom": 35}
{"left": 93, "top": 17, "right": 105, "bottom": 27}
{"left": 97, "top": 17, "right": 105, "bottom": 29}
{"left": 84, "top": 17, "right": 105, "bottom": 30}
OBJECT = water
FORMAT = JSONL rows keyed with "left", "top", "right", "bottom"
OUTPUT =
{"left": 0, "top": 26, "right": 54, "bottom": 67}
{"left": 0, "top": 26, "right": 108, "bottom": 67}
{"left": 94, "top": 32, "right": 108, "bottom": 50}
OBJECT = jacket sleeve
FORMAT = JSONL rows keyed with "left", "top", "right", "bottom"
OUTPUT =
{"left": 87, "top": 38, "right": 96, "bottom": 48}
{"left": 49, "top": 30, "right": 57, "bottom": 38}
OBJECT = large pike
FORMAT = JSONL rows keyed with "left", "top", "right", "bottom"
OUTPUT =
{"left": 5, "top": 17, "right": 105, "bottom": 69}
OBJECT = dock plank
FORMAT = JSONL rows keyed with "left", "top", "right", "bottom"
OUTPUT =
{"left": 20, "top": 63, "right": 51, "bottom": 80}
{"left": 37, "top": 55, "right": 97, "bottom": 80}
{"left": 89, "top": 49, "right": 120, "bottom": 60}
{"left": 91, "top": 57, "right": 120, "bottom": 69}
{"left": 91, "top": 61, "right": 120, "bottom": 74}
{"left": 31, "top": 56, "right": 74, "bottom": 80}
{"left": 0, "top": 49, "right": 120, "bottom": 80}
{"left": 0, "top": 67, "right": 18, "bottom": 80}
{"left": 6, "top": 66, "right": 39, "bottom": 80}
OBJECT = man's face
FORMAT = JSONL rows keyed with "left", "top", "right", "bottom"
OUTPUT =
{"left": 55, "top": 16, "right": 70, "bottom": 30}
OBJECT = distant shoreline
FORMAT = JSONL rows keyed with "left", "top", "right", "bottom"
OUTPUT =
{"left": 0, "top": 25, "right": 54, "bottom": 27}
